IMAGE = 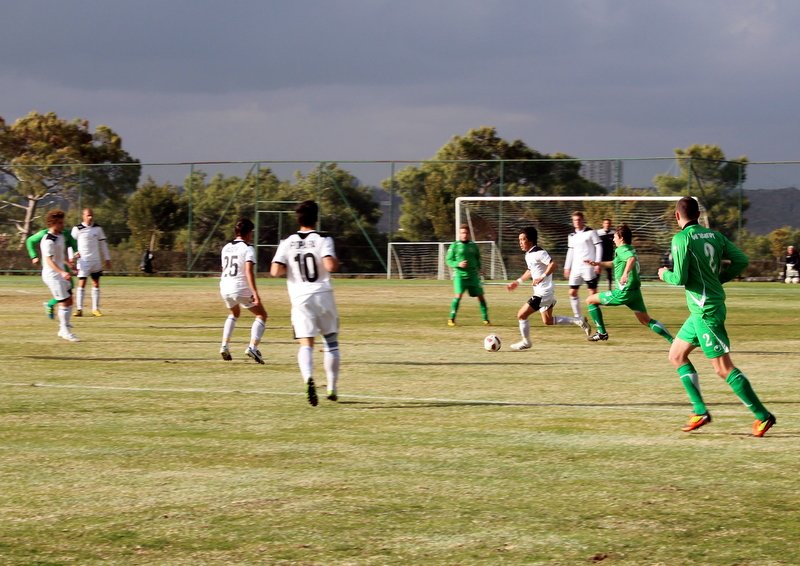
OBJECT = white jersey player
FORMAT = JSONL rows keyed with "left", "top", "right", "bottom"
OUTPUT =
{"left": 218, "top": 218, "right": 268, "bottom": 364}
{"left": 40, "top": 210, "right": 79, "bottom": 342}
{"left": 271, "top": 200, "right": 340, "bottom": 406}
{"left": 70, "top": 208, "right": 112, "bottom": 317}
{"left": 563, "top": 210, "right": 602, "bottom": 319}
{"left": 506, "top": 227, "right": 590, "bottom": 350}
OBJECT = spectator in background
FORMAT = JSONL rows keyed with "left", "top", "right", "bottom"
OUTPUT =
{"left": 784, "top": 245, "right": 800, "bottom": 283}
{"left": 596, "top": 218, "right": 615, "bottom": 290}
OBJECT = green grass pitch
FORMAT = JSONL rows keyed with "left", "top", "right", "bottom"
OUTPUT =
{"left": 1, "top": 275, "right": 798, "bottom": 565}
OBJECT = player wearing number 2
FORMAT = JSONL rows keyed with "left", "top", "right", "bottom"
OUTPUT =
{"left": 658, "top": 197, "right": 776, "bottom": 437}
{"left": 271, "top": 200, "right": 341, "bottom": 407}
{"left": 219, "top": 218, "right": 268, "bottom": 363}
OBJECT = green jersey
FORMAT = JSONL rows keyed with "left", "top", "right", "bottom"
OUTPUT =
{"left": 661, "top": 222, "right": 748, "bottom": 315}
{"left": 446, "top": 240, "right": 482, "bottom": 279}
{"left": 613, "top": 244, "right": 640, "bottom": 292}
{"left": 26, "top": 228, "right": 78, "bottom": 260}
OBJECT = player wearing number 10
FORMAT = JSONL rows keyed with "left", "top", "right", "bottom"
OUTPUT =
{"left": 218, "top": 218, "right": 268, "bottom": 363}
{"left": 658, "top": 197, "right": 776, "bottom": 437}
{"left": 271, "top": 200, "right": 341, "bottom": 407}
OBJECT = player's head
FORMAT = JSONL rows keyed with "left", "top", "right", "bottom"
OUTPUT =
{"left": 458, "top": 224, "right": 471, "bottom": 242}
{"left": 571, "top": 211, "right": 585, "bottom": 230}
{"left": 788, "top": 245, "right": 795, "bottom": 253}
{"left": 614, "top": 224, "right": 632, "bottom": 245}
{"left": 82, "top": 208, "right": 94, "bottom": 225}
{"left": 675, "top": 197, "right": 700, "bottom": 225}
{"left": 296, "top": 200, "right": 319, "bottom": 228}
{"left": 45, "top": 209, "right": 66, "bottom": 232}
{"left": 602, "top": 218, "right": 612, "bottom": 230}
{"left": 519, "top": 226, "right": 538, "bottom": 250}
{"left": 234, "top": 217, "right": 254, "bottom": 239}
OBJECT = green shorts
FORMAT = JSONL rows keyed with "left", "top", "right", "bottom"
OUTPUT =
{"left": 453, "top": 276, "right": 484, "bottom": 297}
{"left": 676, "top": 309, "right": 731, "bottom": 359}
{"left": 598, "top": 288, "right": 647, "bottom": 313}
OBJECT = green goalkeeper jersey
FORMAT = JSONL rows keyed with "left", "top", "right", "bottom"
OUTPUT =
{"left": 446, "top": 240, "right": 482, "bottom": 279}
{"left": 661, "top": 221, "right": 748, "bottom": 315}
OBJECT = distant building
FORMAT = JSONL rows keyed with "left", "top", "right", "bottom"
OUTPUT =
{"left": 580, "top": 160, "right": 623, "bottom": 190}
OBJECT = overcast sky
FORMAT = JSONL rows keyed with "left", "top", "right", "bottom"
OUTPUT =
{"left": 3, "top": 0, "right": 799, "bottom": 188}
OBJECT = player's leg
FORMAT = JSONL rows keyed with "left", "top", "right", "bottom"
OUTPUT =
{"left": 247, "top": 303, "right": 268, "bottom": 352}
{"left": 220, "top": 302, "right": 240, "bottom": 360}
{"left": 476, "top": 292, "right": 489, "bottom": 325}
{"left": 298, "top": 336, "right": 319, "bottom": 406}
{"left": 512, "top": 300, "right": 536, "bottom": 350}
{"left": 670, "top": 320, "right": 709, "bottom": 430}
{"left": 48, "top": 278, "right": 78, "bottom": 341}
{"left": 75, "top": 277, "right": 87, "bottom": 316}
{"left": 448, "top": 280, "right": 465, "bottom": 325}
{"left": 90, "top": 271, "right": 102, "bottom": 316}
{"left": 568, "top": 285, "right": 581, "bottom": 319}
{"left": 292, "top": 299, "right": 319, "bottom": 406}
{"left": 627, "top": 293, "right": 673, "bottom": 343}
{"left": 318, "top": 295, "right": 340, "bottom": 401}
{"left": 585, "top": 292, "right": 608, "bottom": 341}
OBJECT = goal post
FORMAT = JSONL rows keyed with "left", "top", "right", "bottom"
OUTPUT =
{"left": 455, "top": 196, "right": 707, "bottom": 280}
{"left": 386, "top": 241, "right": 507, "bottom": 280}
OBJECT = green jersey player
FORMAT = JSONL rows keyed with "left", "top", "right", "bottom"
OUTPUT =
{"left": 658, "top": 197, "right": 776, "bottom": 437}
{"left": 445, "top": 224, "right": 489, "bottom": 326}
{"left": 583, "top": 224, "right": 673, "bottom": 343}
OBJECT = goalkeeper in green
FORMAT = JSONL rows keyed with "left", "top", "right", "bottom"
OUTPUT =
{"left": 446, "top": 224, "right": 489, "bottom": 326}
{"left": 26, "top": 227, "right": 78, "bottom": 319}
{"left": 658, "top": 197, "right": 776, "bottom": 437}
{"left": 583, "top": 224, "right": 673, "bottom": 344}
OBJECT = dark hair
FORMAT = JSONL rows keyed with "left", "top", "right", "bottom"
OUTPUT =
{"left": 615, "top": 223, "right": 632, "bottom": 245}
{"left": 46, "top": 209, "right": 65, "bottom": 227}
{"left": 459, "top": 223, "right": 470, "bottom": 231}
{"left": 676, "top": 197, "right": 700, "bottom": 221}
{"left": 521, "top": 226, "right": 538, "bottom": 245}
{"left": 296, "top": 200, "right": 319, "bottom": 227}
{"left": 235, "top": 218, "right": 254, "bottom": 238}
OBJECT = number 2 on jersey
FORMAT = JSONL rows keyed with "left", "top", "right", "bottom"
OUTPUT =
{"left": 222, "top": 255, "right": 238, "bottom": 277}
{"left": 294, "top": 253, "right": 318, "bottom": 282}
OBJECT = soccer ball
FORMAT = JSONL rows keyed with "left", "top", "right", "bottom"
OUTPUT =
{"left": 483, "top": 334, "right": 501, "bottom": 351}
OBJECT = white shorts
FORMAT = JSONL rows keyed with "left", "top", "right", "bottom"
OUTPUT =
{"left": 43, "top": 276, "right": 71, "bottom": 301}
{"left": 291, "top": 291, "right": 339, "bottom": 339}
{"left": 221, "top": 291, "right": 256, "bottom": 309}
{"left": 568, "top": 265, "right": 599, "bottom": 288}
{"left": 527, "top": 294, "right": 557, "bottom": 313}
{"left": 77, "top": 257, "right": 103, "bottom": 278}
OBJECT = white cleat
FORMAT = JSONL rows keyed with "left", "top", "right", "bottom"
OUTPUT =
{"left": 510, "top": 339, "right": 532, "bottom": 351}
{"left": 58, "top": 331, "right": 81, "bottom": 342}
{"left": 245, "top": 346, "right": 265, "bottom": 364}
{"left": 576, "top": 317, "right": 591, "bottom": 336}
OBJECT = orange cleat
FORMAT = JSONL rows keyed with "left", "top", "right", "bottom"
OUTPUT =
{"left": 681, "top": 413, "right": 712, "bottom": 432}
{"left": 752, "top": 414, "right": 776, "bottom": 437}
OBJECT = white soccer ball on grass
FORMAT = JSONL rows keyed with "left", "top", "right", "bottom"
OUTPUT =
{"left": 483, "top": 334, "right": 501, "bottom": 351}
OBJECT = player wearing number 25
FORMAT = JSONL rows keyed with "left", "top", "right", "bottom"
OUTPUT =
{"left": 271, "top": 200, "right": 341, "bottom": 407}
{"left": 218, "top": 218, "right": 268, "bottom": 364}
{"left": 658, "top": 196, "right": 776, "bottom": 437}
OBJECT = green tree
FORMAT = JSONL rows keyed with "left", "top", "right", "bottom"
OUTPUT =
{"left": 653, "top": 144, "right": 747, "bottom": 238}
{"left": 127, "top": 179, "right": 187, "bottom": 251}
{"left": 0, "top": 111, "right": 140, "bottom": 247}
{"left": 388, "top": 127, "right": 604, "bottom": 241}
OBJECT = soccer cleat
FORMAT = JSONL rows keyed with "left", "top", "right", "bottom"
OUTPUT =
{"left": 307, "top": 378, "right": 319, "bottom": 406}
{"left": 752, "top": 413, "right": 776, "bottom": 437}
{"left": 510, "top": 339, "right": 532, "bottom": 351}
{"left": 220, "top": 345, "right": 232, "bottom": 361}
{"left": 588, "top": 332, "right": 609, "bottom": 342}
{"left": 245, "top": 346, "right": 264, "bottom": 364}
{"left": 681, "top": 413, "right": 712, "bottom": 432}
{"left": 58, "top": 330, "right": 81, "bottom": 342}
{"left": 482, "top": 319, "right": 491, "bottom": 326}
{"left": 447, "top": 319, "right": 456, "bottom": 327}
{"left": 92, "top": 310, "right": 103, "bottom": 317}
{"left": 43, "top": 302, "right": 54, "bottom": 320}
{"left": 75, "top": 309, "right": 83, "bottom": 317}
{"left": 327, "top": 390, "right": 338, "bottom": 402}
{"left": 577, "top": 317, "right": 591, "bottom": 336}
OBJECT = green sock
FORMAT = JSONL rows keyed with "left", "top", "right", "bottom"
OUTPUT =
{"left": 479, "top": 298, "right": 489, "bottom": 322}
{"left": 588, "top": 304, "right": 606, "bottom": 334}
{"left": 449, "top": 298, "right": 460, "bottom": 320}
{"left": 678, "top": 363, "right": 707, "bottom": 415}
{"left": 648, "top": 319, "right": 674, "bottom": 343}
{"left": 725, "top": 368, "right": 769, "bottom": 421}
{"left": 47, "top": 298, "right": 58, "bottom": 309}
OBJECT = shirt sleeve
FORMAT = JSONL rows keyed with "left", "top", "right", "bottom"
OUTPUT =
{"left": 26, "top": 230, "right": 44, "bottom": 259}
{"left": 719, "top": 235, "right": 749, "bottom": 283}
{"left": 97, "top": 226, "right": 111, "bottom": 261}
{"left": 271, "top": 239, "right": 289, "bottom": 265}
{"left": 592, "top": 231, "right": 602, "bottom": 263}
{"left": 321, "top": 236, "right": 336, "bottom": 258}
{"left": 445, "top": 242, "right": 458, "bottom": 268}
{"left": 661, "top": 232, "right": 688, "bottom": 286}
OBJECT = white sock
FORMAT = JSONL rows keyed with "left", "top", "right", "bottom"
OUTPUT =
{"left": 222, "top": 315, "right": 237, "bottom": 345}
{"left": 76, "top": 287, "right": 84, "bottom": 311}
{"left": 298, "top": 345, "right": 314, "bottom": 382}
{"left": 570, "top": 295, "right": 581, "bottom": 318}
{"left": 250, "top": 317, "right": 266, "bottom": 347}
{"left": 92, "top": 287, "right": 100, "bottom": 311}
{"left": 553, "top": 315, "right": 576, "bottom": 325}
{"left": 323, "top": 349, "right": 340, "bottom": 392}
{"left": 58, "top": 306, "right": 70, "bottom": 334}
{"left": 518, "top": 319, "right": 530, "bottom": 342}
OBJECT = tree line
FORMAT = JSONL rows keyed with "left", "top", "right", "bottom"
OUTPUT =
{"left": 1, "top": 113, "right": 797, "bottom": 275}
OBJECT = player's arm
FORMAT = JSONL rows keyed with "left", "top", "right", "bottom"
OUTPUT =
{"left": 445, "top": 242, "right": 459, "bottom": 268}
{"left": 245, "top": 260, "right": 261, "bottom": 305}
{"left": 507, "top": 269, "right": 531, "bottom": 291}
{"left": 659, "top": 235, "right": 687, "bottom": 285}
{"left": 619, "top": 256, "right": 636, "bottom": 286}
{"left": 269, "top": 240, "right": 288, "bottom": 277}
{"left": 585, "top": 259, "right": 613, "bottom": 269}
{"left": 97, "top": 227, "right": 112, "bottom": 267}
{"left": 25, "top": 230, "right": 46, "bottom": 263}
{"left": 322, "top": 235, "right": 339, "bottom": 273}
{"left": 563, "top": 246, "right": 574, "bottom": 277}
{"left": 719, "top": 237, "right": 749, "bottom": 283}
{"left": 64, "top": 231, "right": 79, "bottom": 266}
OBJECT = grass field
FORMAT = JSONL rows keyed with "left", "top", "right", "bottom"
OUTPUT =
{"left": 1, "top": 275, "right": 799, "bottom": 565}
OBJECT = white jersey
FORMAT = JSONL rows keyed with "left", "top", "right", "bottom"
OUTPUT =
{"left": 71, "top": 223, "right": 110, "bottom": 262}
{"left": 219, "top": 239, "right": 256, "bottom": 295}
{"left": 272, "top": 231, "right": 335, "bottom": 302}
{"left": 525, "top": 246, "right": 555, "bottom": 298}
{"left": 41, "top": 232, "right": 66, "bottom": 280}
{"left": 565, "top": 227, "right": 602, "bottom": 270}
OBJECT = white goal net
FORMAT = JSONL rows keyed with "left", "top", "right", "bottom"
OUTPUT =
{"left": 387, "top": 241, "right": 507, "bottom": 280}
{"left": 455, "top": 196, "right": 707, "bottom": 280}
